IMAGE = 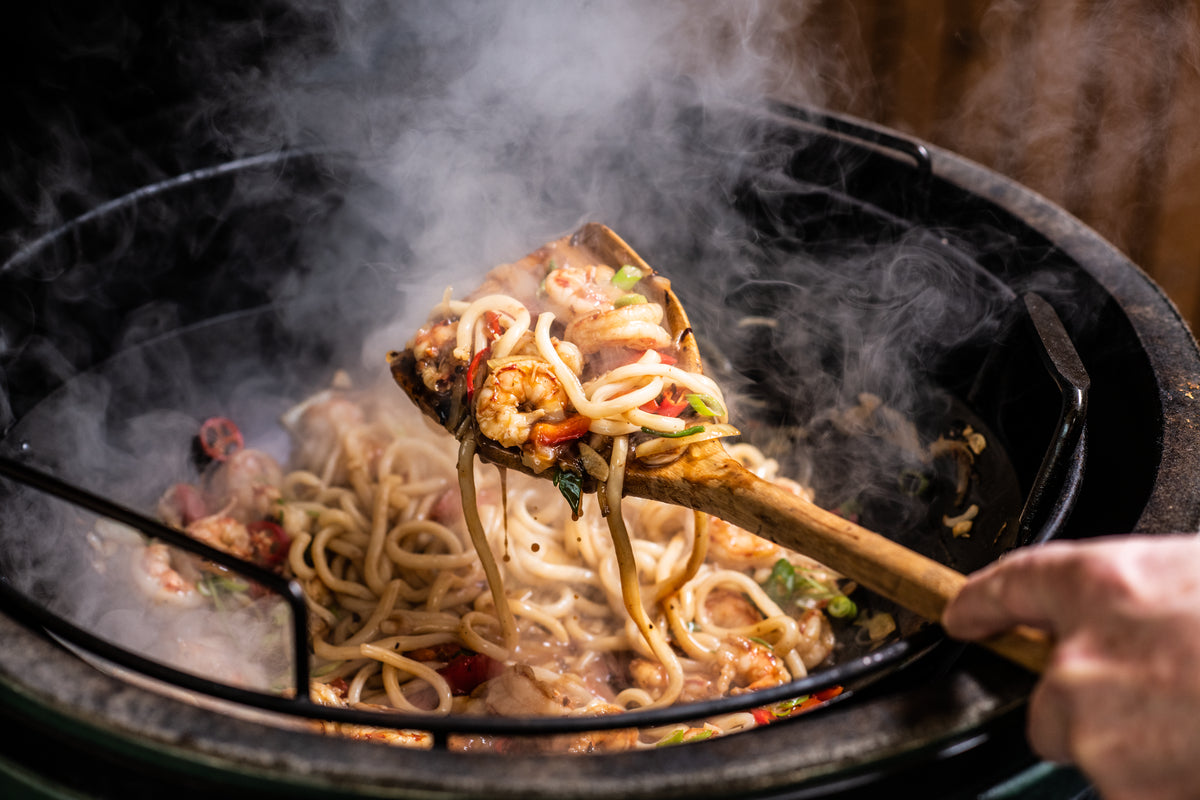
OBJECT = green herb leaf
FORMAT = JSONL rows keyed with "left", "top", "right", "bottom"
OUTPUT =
{"left": 552, "top": 468, "right": 583, "bottom": 516}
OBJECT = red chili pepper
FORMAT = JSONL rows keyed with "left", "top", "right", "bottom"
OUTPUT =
{"left": 751, "top": 685, "right": 844, "bottom": 727}
{"left": 814, "top": 686, "right": 844, "bottom": 702}
{"left": 197, "top": 417, "right": 244, "bottom": 462}
{"left": 531, "top": 414, "right": 591, "bottom": 447}
{"left": 483, "top": 310, "right": 505, "bottom": 341}
{"left": 656, "top": 395, "right": 690, "bottom": 417}
{"left": 795, "top": 686, "right": 845, "bottom": 714}
{"left": 437, "top": 652, "right": 503, "bottom": 696}
{"left": 641, "top": 388, "right": 689, "bottom": 417}
{"left": 247, "top": 519, "right": 291, "bottom": 567}
{"left": 466, "top": 346, "right": 491, "bottom": 401}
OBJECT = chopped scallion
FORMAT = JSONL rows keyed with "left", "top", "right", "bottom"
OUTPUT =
{"left": 613, "top": 293, "right": 647, "bottom": 308}
{"left": 827, "top": 595, "right": 858, "bottom": 619}
{"left": 611, "top": 264, "right": 644, "bottom": 290}
{"left": 685, "top": 393, "right": 724, "bottom": 417}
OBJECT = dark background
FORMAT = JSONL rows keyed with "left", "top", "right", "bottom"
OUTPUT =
{"left": 0, "top": 2, "right": 335, "bottom": 254}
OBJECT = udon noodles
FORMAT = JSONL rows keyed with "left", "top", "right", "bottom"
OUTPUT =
{"left": 280, "top": 376, "right": 846, "bottom": 749}
{"left": 113, "top": 227, "right": 868, "bottom": 752}
{"left": 128, "top": 375, "right": 851, "bottom": 751}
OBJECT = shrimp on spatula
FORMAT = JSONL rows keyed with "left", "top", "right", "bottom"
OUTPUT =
{"left": 388, "top": 223, "right": 1051, "bottom": 675}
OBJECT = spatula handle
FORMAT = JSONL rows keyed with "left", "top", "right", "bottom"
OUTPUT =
{"left": 625, "top": 444, "right": 1054, "bottom": 673}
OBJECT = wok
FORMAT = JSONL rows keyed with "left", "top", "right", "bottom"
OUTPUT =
{"left": 0, "top": 103, "right": 1197, "bottom": 798}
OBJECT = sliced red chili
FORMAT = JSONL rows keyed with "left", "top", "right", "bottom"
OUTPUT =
{"left": 437, "top": 652, "right": 504, "bottom": 696}
{"left": 531, "top": 414, "right": 591, "bottom": 447}
{"left": 483, "top": 310, "right": 506, "bottom": 341}
{"left": 197, "top": 417, "right": 244, "bottom": 462}
{"left": 641, "top": 388, "right": 689, "bottom": 417}
{"left": 247, "top": 519, "right": 291, "bottom": 567}
{"left": 466, "top": 345, "right": 491, "bottom": 401}
{"left": 794, "top": 686, "right": 845, "bottom": 714}
{"left": 656, "top": 394, "right": 690, "bottom": 418}
{"left": 751, "top": 706, "right": 774, "bottom": 726}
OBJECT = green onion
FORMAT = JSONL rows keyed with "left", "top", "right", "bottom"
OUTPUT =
{"left": 773, "top": 695, "right": 810, "bottom": 717}
{"left": 611, "top": 264, "right": 644, "bottom": 290}
{"left": 762, "top": 558, "right": 796, "bottom": 605}
{"left": 827, "top": 595, "right": 858, "bottom": 619}
{"left": 552, "top": 468, "right": 583, "bottom": 517}
{"left": 537, "top": 259, "right": 560, "bottom": 296}
{"left": 685, "top": 393, "right": 724, "bottom": 417}
{"left": 640, "top": 424, "right": 704, "bottom": 438}
{"left": 198, "top": 574, "right": 250, "bottom": 597}
{"left": 656, "top": 729, "right": 687, "bottom": 747}
{"left": 613, "top": 293, "right": 647, "bottom": 308}
{"left": 656, "top": 727, "right": 715, "bottom": 747}
{"left": 794, "top": 573, "right": 835, "bottom": 599}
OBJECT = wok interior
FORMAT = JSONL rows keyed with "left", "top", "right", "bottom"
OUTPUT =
{"left": 0, "top": 107, "right": 1162, "bottom": 750}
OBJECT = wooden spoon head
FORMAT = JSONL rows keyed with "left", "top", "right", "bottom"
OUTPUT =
{"left": 387, "top": 222, "right": 705, "bottom": 491}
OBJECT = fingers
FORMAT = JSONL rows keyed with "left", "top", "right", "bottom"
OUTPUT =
{"left": 941, "top": 541, "right": 1081, "bottom": 640}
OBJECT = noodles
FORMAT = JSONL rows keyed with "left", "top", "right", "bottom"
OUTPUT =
{"left": 265, "top": 376, "right": 845, "bottom": 749}
{"left": 123, "top": 228, "right": 854, "bottom": 751}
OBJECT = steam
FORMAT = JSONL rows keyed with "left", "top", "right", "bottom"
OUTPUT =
{"left": 0, "top": 1, "right": 1124, "bottom": 696}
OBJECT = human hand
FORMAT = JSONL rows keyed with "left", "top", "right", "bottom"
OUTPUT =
{"left": 941, "top": 534, "right": 1200, "bottom": 800}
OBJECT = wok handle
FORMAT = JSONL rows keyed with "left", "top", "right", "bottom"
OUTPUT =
{"left": 625, "top": 443, "right": 1053, "bottom": 673}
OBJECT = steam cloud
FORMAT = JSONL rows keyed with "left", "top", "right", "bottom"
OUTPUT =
{"left": 0, "top": 2, "right": 1076, "bottom": 692}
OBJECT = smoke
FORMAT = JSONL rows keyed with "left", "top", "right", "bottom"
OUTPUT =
{"left": 0, "top": 1, "right": 1087, "bottom": 694}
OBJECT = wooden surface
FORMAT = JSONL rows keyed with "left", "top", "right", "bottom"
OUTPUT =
{"left": 622, "top": 438, "right": 1052, "bottom": 673}
{"left": 763, "top": 0, "right": 1200, "bottom": 333}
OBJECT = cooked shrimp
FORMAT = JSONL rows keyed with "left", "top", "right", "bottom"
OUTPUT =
{"left": 794, "top": 608, "right": 836, "bottom": 670}
{"left": 717, "top": 634, "right": 791, "bottom": 694}
{"left": 704, "top": 586, "right": 765, "bottom": 629}
{"left": 185, "top": 514, "right": 254, "bottom": 561}
{"left": 629, "top": 635, "right": 789, "bottom": 702}
{"left": 204, "top": 448, "right": 283, "bottom": 524}
{"left": 131, "top": 542, "right": 204, "bottom": 608}
{"left": 541, "top": 264, "right": 625, "bottom": 322}
{"left": 480, "top": 664, "right": 602, "bottom": 717}
{"left": 410, "top": 318, "right": 459, "bottom": 391}
{"left": 706, "top": 517, "right": 783, "bottom": 568}
{"left": 284, "top": 391, "right": 365, "bottom": 464}
{"left": 475, "top": 357, "right": 569, "bottom": 450}
{"left": 565, "top": 301, "right": 672, "bottom": 355}
{"left": 508, "top": 331, "right": 584, "bottom": 377}
{"left": 311, "top": 680, "right": 434, "bottom": 748}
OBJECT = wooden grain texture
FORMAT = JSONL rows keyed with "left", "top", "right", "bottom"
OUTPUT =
{"left": 621, "top": 438, "right": 1052, "bottom": 673}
